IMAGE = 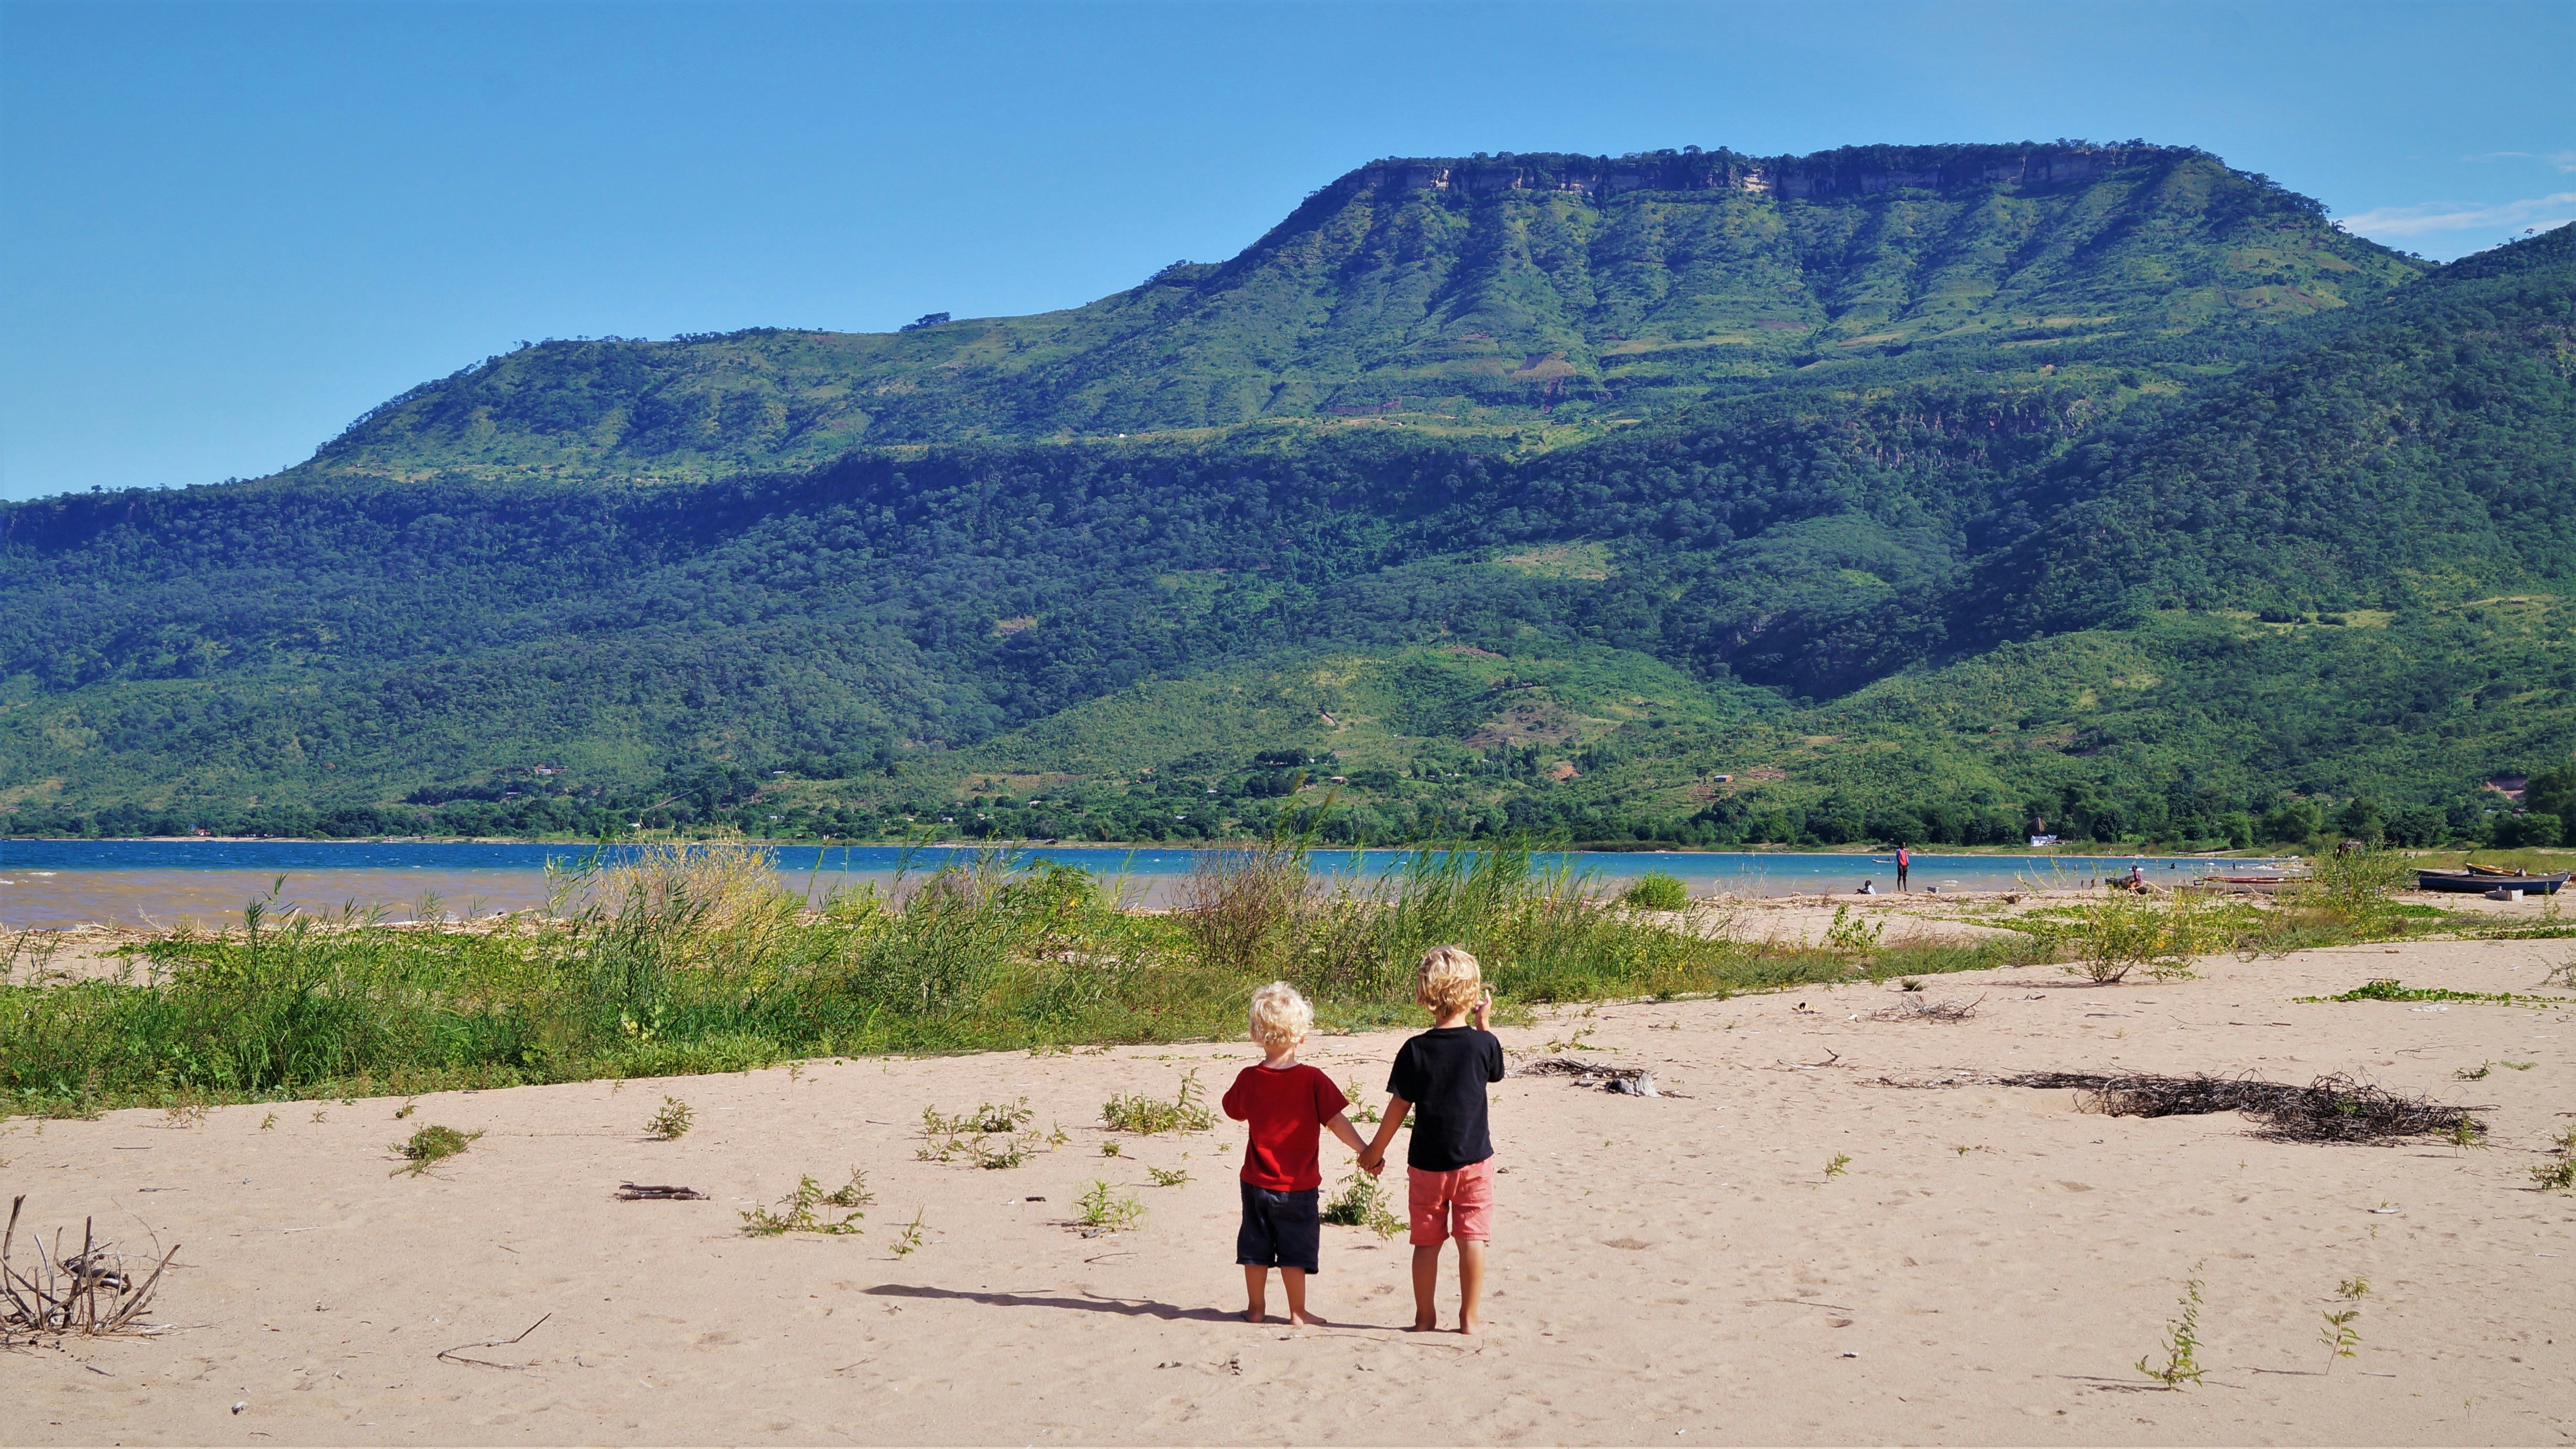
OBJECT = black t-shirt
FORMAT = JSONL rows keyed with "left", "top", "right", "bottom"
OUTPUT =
{"left": 1387, "top": 1026, "right": 1506, "bottom": 1171}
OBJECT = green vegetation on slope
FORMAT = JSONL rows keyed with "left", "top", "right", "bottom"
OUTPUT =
{"left": 288, "top": 143, "right": 2417, "bottom": 488}
{"left": 0, "top": 154, "right": 2563, "bottom": 851}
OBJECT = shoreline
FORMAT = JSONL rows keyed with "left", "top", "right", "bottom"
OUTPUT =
{"left": 10, "top": 884, "right": 2559, "bottom": 975}
{"left": 13, "top": 833, "right": 2294, "bottom": 858}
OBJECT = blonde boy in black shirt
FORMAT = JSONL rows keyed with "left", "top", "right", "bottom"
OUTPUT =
{"left": 1357, "top": 945, "right": 1506, "bottom": 1334}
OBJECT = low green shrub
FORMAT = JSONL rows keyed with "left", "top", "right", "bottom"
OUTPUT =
{"left": 1619, "top": 873, "right": 1690, "bottom": 911}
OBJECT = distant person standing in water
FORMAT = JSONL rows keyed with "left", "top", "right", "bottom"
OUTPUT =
{"left": 1895, "top": 844, "right": 1910, "bottom": 892}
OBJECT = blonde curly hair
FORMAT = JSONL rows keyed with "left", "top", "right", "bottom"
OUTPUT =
{"left": 1248, "top": 980, "right": 1314, "bottom": 1048}
{"left": 1414, "top": 944, "right": 1484, "bottom": 1016}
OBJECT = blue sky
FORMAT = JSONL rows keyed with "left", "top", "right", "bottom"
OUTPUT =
{"left": 2, "top": 0, "right": 2568, "bottom": 500}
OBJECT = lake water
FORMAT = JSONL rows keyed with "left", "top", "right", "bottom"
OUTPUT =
{"left": 0, "top": 840, "right": 2292, "bottom": 930}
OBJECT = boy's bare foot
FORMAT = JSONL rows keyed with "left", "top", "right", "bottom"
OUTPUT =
{"left": 1457, "top": 1317, "right": 1480, "bottom": 1335}
{"left": 1288, "top": 1310, "right": 1324, "bottom": 1326}
{"left": 1407, "top": 1316, "right": 1438, "bottom": 1332}
{"left": 1243, "top": 1307, "right": 1264, "bottom": 1324}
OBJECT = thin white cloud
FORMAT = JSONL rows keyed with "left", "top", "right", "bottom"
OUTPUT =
{"left": 2335, "top": 192, "right": 2576, "bottom": 238}
{"left": 2465, "top": 150, "right": 2576, "bottom": 172}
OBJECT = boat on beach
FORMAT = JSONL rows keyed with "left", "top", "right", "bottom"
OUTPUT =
{"left": 2414, "top": 868, "right": 2568, "bottom": 895}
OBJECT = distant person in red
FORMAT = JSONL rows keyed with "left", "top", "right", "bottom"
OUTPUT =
{"left": 1896, "top": 843, "right": 1910, "bottom": 892}
{"left": 1222, "top": 981, "right": 1368, "bottom": 1326}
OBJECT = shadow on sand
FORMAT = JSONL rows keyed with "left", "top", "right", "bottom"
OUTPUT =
{"left": 865, "top": 1283, "right": 1242, "bottom": 1323}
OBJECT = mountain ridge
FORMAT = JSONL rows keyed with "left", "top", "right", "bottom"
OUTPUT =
{"left": 0, "top": 153, "right": 2563, "bottom": 850}
{"left": 270, "top": 139, "right": 2421, "bottom": 490}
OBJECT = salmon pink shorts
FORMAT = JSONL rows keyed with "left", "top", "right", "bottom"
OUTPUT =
{"left": 1407, "top": 1159, "right": 1496, "bottom": 1246}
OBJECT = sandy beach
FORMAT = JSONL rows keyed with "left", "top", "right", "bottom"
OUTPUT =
{"left": 6, "top": 933, "right": 2571, "bottom": 1446}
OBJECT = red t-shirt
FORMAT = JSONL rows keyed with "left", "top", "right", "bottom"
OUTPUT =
{"left": 1220, "top": 1062, "right": 1348, "bottom": 1192}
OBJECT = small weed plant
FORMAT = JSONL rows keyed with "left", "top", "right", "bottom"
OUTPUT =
{"left": 2320, "top": 1308, "right": 2362, "bottom": 1371}
{"left": 1076, "top": 1179, "right": 1143, "bottom": 1232}
{"left": 2338, "top": 1276, "right": 2369, "bottom": 1299}
{"left": 2135, "top": 1266, "right": 2208, "bottom": 1387}
{"left": 1100, "top": 1140, "right": 1122, "bottom": 1157}
{"left": 890, "top": 1209, "right": 926, "bottom": 1257}
{"left": 925, "top": 1099, "right": 1034, "bottom": 1135}
{"left": 1344, "top": 1078, "right": 1380, "bottom": 1123}
{"left": 919, "top": 1098, "right": 1047, "bottom": 1168}
{"left": 645, "top": 1096, "right": 695, "bottom": 1140}
{"left": 1823, "top": 905, "right": 1883, "bottom": 954}
{"left": 1320, "top": 1169, "right": 1405, "bottom": 1238}
{"left": 742, "top": 1169, "right": 872, "bottom": 1235}
{"left": 1147, "top": 1165, "right": 1189, "bottom": 1187}
{"left": 1099, "top": 1070, "right": 1215, "bottom": 1135}
{"left": 2316, "top": 980, "right": 2573, "bottom": 1008}
{"left": 391, "top": 1124, "right": 482, "bottom": 1177}
{"left": 1824, "top": 1153, "right": 1851, "bottom": 1178}
{"left": 2532, "top": 1124, "right": 2576, "bottom": 1192}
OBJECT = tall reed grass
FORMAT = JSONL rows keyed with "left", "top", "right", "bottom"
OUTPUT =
{"left": 2, "top": 841, "right": 2038, "bottom": 1116}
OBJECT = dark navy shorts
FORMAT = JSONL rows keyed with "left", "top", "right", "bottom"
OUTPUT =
{"left": 1235, "top": 1181, "right": 1321, "bottom": 1273}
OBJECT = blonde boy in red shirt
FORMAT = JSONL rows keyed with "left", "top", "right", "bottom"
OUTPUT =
{"left": 1220, "top": 981, "right": 1369, "bottom": 1326}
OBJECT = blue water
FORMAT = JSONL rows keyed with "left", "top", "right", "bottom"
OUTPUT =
{"left": 0, "top": 839, "right": 2289, "bottom": 929}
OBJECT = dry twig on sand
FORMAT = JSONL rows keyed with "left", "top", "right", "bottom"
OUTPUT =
{"left": 2005, "top": 1071, "right": 2487, "bottom": 1144}
{"left": 1515, "top": 1057, "right": 1685, "bottom": 1097}
{"left": 1865, "top": 994, "right": 1985, "bottom": 1023}
{"left": 1, "top": 1196, "right": 179, "bottom": 1343}
{"left": 614, "top": 1183, "right": 708, "bottom": 1201}
{"left": 437, "top": 1313, "right": 552, "bottom": 1369}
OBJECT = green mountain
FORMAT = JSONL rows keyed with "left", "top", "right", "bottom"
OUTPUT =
{"left": 1, "top": 144, "right": 2567, "bottom": 850}
{"left": 293, "top": 143, "right": 2414, "bottom": 487}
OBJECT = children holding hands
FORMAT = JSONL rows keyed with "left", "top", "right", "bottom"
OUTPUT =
{"left": 1221, "top": 948, "right": 1504, "bottom": 1334}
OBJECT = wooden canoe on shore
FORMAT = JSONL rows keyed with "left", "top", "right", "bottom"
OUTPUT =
{"left": 2416, "top": 869, "right": 2568, "bottom": 895}
{"left": 2207, "top": 873, "right": 2308, "bottom": 885}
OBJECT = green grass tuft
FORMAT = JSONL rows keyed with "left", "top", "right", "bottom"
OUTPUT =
{"left": 391, "top": 1124, "right": 481, "bottom": 1177}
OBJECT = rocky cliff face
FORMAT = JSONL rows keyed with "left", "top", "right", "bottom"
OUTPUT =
{"left": 1329, "top": 142, "right": 2169, "bottom": 202}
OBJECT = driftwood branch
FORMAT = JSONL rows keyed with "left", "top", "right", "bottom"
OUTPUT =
{"left": 1514, "top": 1057, "right": 1689, "bottom": 1097}
{"left": 438, "top": 1312, "right": 552, "bottom": 1369}
{"left": 615, "top": 1183, "right": 708, "bottom": 1201}
{"left": 2, "top": 1197, "right": 178, "bottom": 1342}
{"left": 1866, "top": 994, "right": 1985, "bottom": 1023}
{"left": 2005, "top": 1071, "right": 2486, "bottom": 1144}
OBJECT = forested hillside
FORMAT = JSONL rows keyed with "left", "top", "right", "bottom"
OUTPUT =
{"left": 0, "top": 145, "right": 2566, "bottom": 849}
